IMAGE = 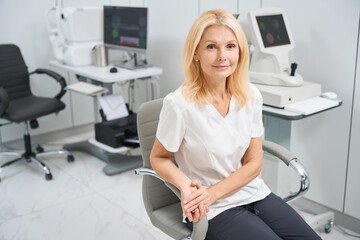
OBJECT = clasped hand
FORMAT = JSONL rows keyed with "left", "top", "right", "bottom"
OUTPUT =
{"left": 181, "top": 180, "right": 213, "bottom": 222}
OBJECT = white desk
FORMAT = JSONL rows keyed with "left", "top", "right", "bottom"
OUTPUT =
{"left": 262, "top": 99, "right": 342, "bottom": 149}
{"left": 50, "top": 60, "right": 163, "bottom": 119}
{"left": 50, "top": 60, "right": 163, "bottom": 84}
{"left": 50, "top": 60, "right": 163, "bottom": 175}
{"left": 261, "top": 99, "right": 342, "bottom": 197}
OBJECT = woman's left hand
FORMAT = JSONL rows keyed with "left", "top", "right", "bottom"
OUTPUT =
{"left": 183, "top": 180, "right": 214, "bottom": 214}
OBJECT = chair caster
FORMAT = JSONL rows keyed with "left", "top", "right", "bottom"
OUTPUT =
{"left": 67, "top": 155, "right": 75, "bottom": 162}
{"left": 36, "top": 145, "right": 44, "bottom": 153}
{"left": 45, "top": 173, "right": 53, "bottom": 181}
{"left": 324, "top": 221, "right": 334, "bottom": 233}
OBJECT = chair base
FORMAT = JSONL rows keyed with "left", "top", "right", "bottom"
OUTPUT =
{"left": 0, "top": 147, "right": 74, "bottom": 182}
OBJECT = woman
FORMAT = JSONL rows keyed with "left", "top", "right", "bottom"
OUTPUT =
{"left": 150, "top": 8, "right": 320, "bottom": 240}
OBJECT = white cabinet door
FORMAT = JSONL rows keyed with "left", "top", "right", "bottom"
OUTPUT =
{"left": 344, "top": 27, "right": 360, "bottom": 219}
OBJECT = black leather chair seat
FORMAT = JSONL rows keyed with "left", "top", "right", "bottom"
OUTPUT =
{"left": 2, "top": 95, "right": 65, "bottom": 123}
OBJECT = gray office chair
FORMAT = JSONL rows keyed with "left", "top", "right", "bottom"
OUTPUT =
{"left": 135, "top": 98, "right": 316, "bottom": 240}
{"left": 0, "top": 44, "right": 74, "bottom": 182}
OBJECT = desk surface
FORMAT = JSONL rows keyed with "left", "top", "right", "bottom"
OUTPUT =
{"left": 263, "top": 99, "right": 342, "bottom": 120}
{"left": 50, "top": 60, "right": 163, "bottom": 83}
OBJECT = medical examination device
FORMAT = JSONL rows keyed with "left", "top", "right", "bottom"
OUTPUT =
{"left": 238, "top": 8, "right": 322, "bottom": 108}
{"left": 46, "top": 3, "right": 103, "bottom": 66}
{"left": 103, "top": 6, "right": 150, "bottom": 69}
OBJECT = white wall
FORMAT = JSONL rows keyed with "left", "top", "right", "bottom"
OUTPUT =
{"left": 0, "top": 0, "right": 359, "bottom": 222}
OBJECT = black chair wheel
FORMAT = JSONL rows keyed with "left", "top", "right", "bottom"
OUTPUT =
{"left": 36, "top": 145, "right": 44, "bottom": 153}
{"left": 67, "top": 155, "right": 75, "bottom": 162}
{"left": 324, "top": 221, "right": 334, "bottom": 234}
{"left": 45, "top": 173, "right": 53, "bottom": 181}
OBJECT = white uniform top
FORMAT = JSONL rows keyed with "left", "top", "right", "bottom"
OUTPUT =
{"left": 156, "top": 84, "right": 271, "bottom": 220}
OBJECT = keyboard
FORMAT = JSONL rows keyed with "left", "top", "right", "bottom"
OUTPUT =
{"left": 284, "top": 96, "right": 339, "bottom": 115}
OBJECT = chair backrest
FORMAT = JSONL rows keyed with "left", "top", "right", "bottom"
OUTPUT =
{"left": 137, "top": 98, "right": 180, "bottom": 209}
{"left": 0, "top": 44, "right": 31, "bottom": 100}
{"left": 137, "top": 98, "right": 190, "bottom": 238}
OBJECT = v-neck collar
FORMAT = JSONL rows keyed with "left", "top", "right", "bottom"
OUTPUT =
{"left": 207, "top": 96, "right": 233, "bottom": 119}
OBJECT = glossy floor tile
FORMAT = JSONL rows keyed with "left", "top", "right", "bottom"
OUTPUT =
{"left": 0, "top": 134, "right": 359, "bottom": 240}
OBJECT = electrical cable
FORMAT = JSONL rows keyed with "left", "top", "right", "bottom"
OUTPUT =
{"left": 334, "top": 224, "right": 360, "bottom": 238}
{"left": 127, "top": 79, "right": 135, "bottom": 112}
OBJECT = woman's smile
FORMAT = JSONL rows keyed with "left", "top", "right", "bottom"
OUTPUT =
{"left": 213, "top": 65, "right": 231, "bottom": 70}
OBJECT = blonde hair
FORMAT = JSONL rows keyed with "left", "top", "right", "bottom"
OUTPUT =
{"left": 182, "top": 8, "right": 251, "bottom": 106}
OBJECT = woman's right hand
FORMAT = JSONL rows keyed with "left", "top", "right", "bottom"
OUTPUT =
{"left": 181, "top": 184, "right": 209, "bottom": 222}
{"left": 150, "top": 139, "right": 209, "bottom": 221}
{"left": 183, "top": 180, "right": 214, "bottom": 216}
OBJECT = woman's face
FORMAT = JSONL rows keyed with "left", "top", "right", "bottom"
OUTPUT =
{"left": 194, "top": 25, "right": 239, "bottom": 83}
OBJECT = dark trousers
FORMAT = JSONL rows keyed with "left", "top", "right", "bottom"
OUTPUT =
{"left": 186, "top": 193, "right": 321, "bottom": 240}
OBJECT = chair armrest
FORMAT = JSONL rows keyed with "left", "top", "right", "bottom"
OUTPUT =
{"left": 30, "top": 68, "right": 67, "bottom": 100}
{"left": 262, "top": 140, "right": 310, "bottom": 203}
{"left": 0, "top": 87, "right": 10, "bottom": 117}
{"left": 262, "top": 140, "right": 297, "bottom": 166}
{"left": 135, "top": 167, "right": 208, "bottom": 240}
{"left": 135, "top": 167, "right": 164, "bottom": 181}
{"left": 282, "top": 159, "right": 310, "bottom": 202}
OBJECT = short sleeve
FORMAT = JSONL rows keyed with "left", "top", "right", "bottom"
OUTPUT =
{"left": 251, "top": 89, "right": 264, "bottom": 138}
{"left": 156, "top": 95, "right": 186, "bottom": 152}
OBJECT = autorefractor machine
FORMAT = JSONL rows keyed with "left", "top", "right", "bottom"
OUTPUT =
{"left": 238, "top": 8, "right": 325, "bottom": 109}
{"left": 237, "top": 8, "right": 336, "bottom": 232}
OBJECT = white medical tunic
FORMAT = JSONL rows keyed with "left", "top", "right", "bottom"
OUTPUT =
{"left": 156, "top": 84, "right": 271, "bottom": 220}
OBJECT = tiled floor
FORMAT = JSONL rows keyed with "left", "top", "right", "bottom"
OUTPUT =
{"left": 0, "top": 133, "right": 359, "bottom": 240}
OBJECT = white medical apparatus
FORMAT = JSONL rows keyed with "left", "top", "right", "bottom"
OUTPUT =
{"left": 46, "top": 3, "right": 103, "bottom": 66}
{"left": 238, "top": 8, "right": 322, "bottom": 108}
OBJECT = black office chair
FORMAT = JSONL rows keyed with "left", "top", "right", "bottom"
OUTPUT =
{"left": 0, "top": 44, "right": 74, "bottom": 182}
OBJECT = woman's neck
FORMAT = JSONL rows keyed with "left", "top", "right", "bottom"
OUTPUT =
{"left": 204, "top": 78, "right": 230, "bottom": 103}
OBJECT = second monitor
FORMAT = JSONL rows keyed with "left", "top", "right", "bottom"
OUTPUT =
{"left": 104, "top": 6, "right": 151, "bottom": 69}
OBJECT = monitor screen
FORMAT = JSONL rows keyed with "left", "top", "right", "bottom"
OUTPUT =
{"left": 256, "top": 14, "right": 291, "bottom": 48}
{"left": 104, "top": 6, "right": 147, "bottom": 53}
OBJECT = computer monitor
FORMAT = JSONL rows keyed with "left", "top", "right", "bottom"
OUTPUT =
{"left": 238, "top": 8, "right": 303, "bottom": 86}
{"left": 256, "top": 14, "right": 291, "bottom": 48}
{"left": 103, "top": 6, "right": 149, "bottom": 69}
